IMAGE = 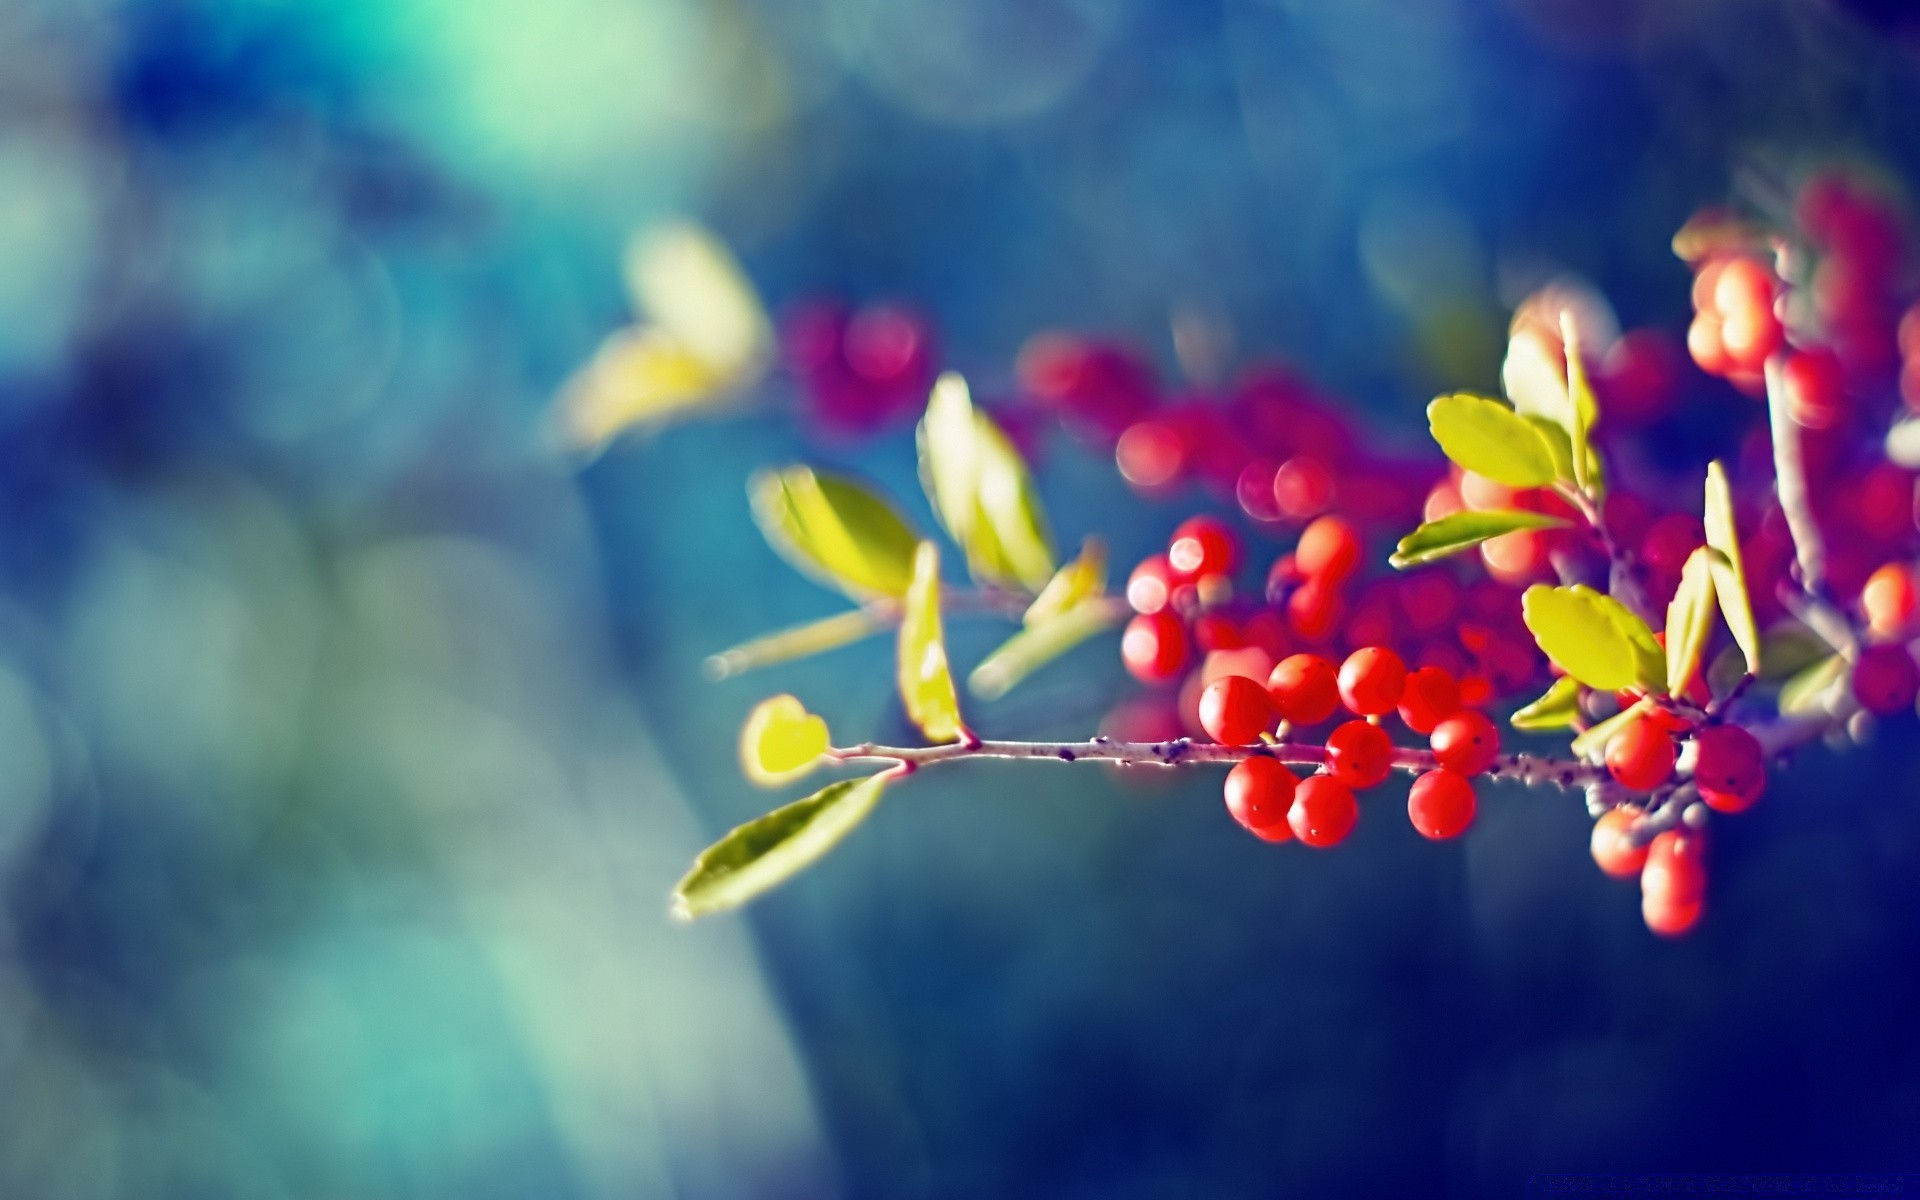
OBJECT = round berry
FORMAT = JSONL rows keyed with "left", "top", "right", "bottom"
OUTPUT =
{"left": 1589, "top": 807, "right": 1649, "bottom": 878}
{"left": 1781, "top": 347, "right": 1846, "bottom": 430}
{"left": 1687, "top": 313, "right": 1730, "bottom": 377}
{"left": 1126, "top": 555, "right": 1176, "bottom": 615}
{"left": 1641, "top": 829, "right": 1707, "bottom": 913}
{"left": 1223, "top": 757, "right": 1297, "bottom": 841}
{"left": 1168, "top": 516, "right": 1238, "bottom": 578}
{"left": 1295, "top": 515, "right": 1363, "bottom": 585}
{"left": 1288, "top": 773, "right": 1358, "bottom": 848}
{"left": 1862, "top": 562, "right": 1919, "bottom": 640}
{"left": 1605, "top": 715, "right": 1676, "bottom": 791}
{"left": 1429, "top": 710, "right": 1499, "bottom": 776}
{"left": 1853, "top": 643, "right": 1919, "bottom": 716}
{"left": 1407, "top": 768, "right": 1476, "bottom": 840}
{"left": 1268, "top": 653, "right": 1340, "bottom": 725}
{"left": 1692, "top": 725, "right": 1765, "bottom": 814}
{"left": 1396, "top": 665, "right": 1461, "bottom": 735}
{"left": 1712, "top": 258, "right": 1775, "bottom": 323}
{"left": 1199, "top": 676, "right": 1276, "bottom": 746}
{"left": 1121, "top": 611, "right": 1190, "bottom": 685}
{"left": 1286, "top": 578, "right": 1343, "bottom": 641}
{"left": 1325, "top": 719, "right": 1393, "bottom": 789}
{"left": 1719, "top": 303, "right": 1782, "bottom": 373}
{"left": 1337, "top": 646, "right": 1407, "bottom": 717}
{"left": 1641, "top": 889, "right": 1703, "bottom": 937}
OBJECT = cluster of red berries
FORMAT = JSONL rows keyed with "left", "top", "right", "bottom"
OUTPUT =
{"left": 1797, "top": 172, "right": 1907, "bottom": 377}
{"left": 1590, "top": 813, "right": 1709, "bottom": 938}
{"left": 782, "top": 299, "right": 938, "bottom": 433}
{"left": 1599, "top": 714, "right": 1765, "bottom": 811}
{"left": 1016, "top": 338, "right": 1431, "bottom": 534}
{"left": 1194, "top": 644, "right": 1498, "bottom": 848}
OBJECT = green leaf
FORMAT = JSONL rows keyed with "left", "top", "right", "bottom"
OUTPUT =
{"left": 738, "top": 694, "right": 832, "bottom": 787}
{"left": 1664, "top": 546, "right": 1719, "bottom": 700}
{"left": 970, "top": 599, "right": 1125, "bottom": 701}
{"left": 1024, "top": 537, "right": 1107, "bottom": 627}
{"left": 704, "top": 608, "right": 891, "bottom": 680}
{"left": 898, "top": 542, "right": 965, "bottom": 743}
{"left": 1390, "top": 509, "right": 1571, "bottom": 569}
{"left": 750, "top": 466, "right": 921, "bottom": 601}
{"left": 1427, "top": 393, "right": 1564, "bottom": 489}
{"left": 1702, "top": 461, "right": 1761, "bottom": 676}
{"left": 671, "top": 775, "right": 889, "bottom": 920}
{"left": 919, "top": 373, "right": 1056, "bottom": 592}
{"left": 1510, "top": 675, "right": 1583, "bottom": 731}
{"left": 1522, "top": 584, "right": 1665, "bottom": 693}
{"left": 1559, "top": 314, "right": 1603, "bottom": 497}
{"left": 1779, "top": 653, "right": 1846, "bottom": 716}
{"left": 1570, "top": 697, "right": 1652, "bottom": 761}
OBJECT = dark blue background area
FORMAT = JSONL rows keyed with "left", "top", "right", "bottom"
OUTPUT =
{"left": 4, "top": 0, "right": 1920, "bottom": 1195}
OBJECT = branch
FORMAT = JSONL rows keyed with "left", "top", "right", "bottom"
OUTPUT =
{"left": 1765, "top": 354, "right": 1828, "bottom": 596}
{"left": 829, "top": 737, "right": 1611, "bottom": 789}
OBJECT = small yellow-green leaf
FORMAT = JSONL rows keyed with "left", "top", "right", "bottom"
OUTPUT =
{"left": 555, "top": 327, "right": 737, "bottom": 450}
{"left": 918, "top": 373, "right": 1056, "bottom": 592}
{"left": 1510, "top": 675, "right": 1583, "bottom": 731}
{"left": 671, "top": 775, "right": 888, "bottom": 920}
{"left": 1779, "top": 653, "right": 1847, "bottom": 716}
{"left": 1390, "top": 509, "right": 1571, "bottom": 568}
{"left": 750, "top": 466, "right": 920, "bottom": 601}
{"left": 1024, "top": 538, "right": 1107, "bottom": 627}
{"left": 623, "top": 221, "right": 772, "bottom": 379}
{"left": 1570, "top": 696, "right": 1653, "bottom": 761}
{"left": 898, "top": 542, "right": 965, "bottom": 743}
{"left": 1427, "top": 393, "right": 1565, "bottom": 488}
{"left": 1522, "top": 584, "right": 1665, "bottom": 693}
{"left": 1664, "top": 546, "right": 1719, "bottom": 700}
{"left": 970, "top": 598, "right": 1124, "bottom": 701}
{"left": 704, "top": 608, "right": 891, "bottom": 680}
{"left": 1559, "top": 314, "right": 1603, "bottom": 497}
{"left": 739, "top": 694, "right": 831, "bottom": 787}
{"left": 1702, "top": 461, "right": 1761, "bottom": 675}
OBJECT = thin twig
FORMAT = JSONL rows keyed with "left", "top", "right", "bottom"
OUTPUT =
{"left": 1764, "top": 354, "right": 1827, "bottom": 595}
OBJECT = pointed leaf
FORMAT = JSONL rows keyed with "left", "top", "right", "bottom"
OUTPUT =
{"left": 1024, "top": 538, "right": 1107, "bottom": 627}
{"left": 1427, "top": 393, "right": 1565, "bottom": 488}
{"left": 556, "top": 326, "right": 738, "bottom": 450}
{"left": 1779, "top": 653, "right": 1847, "bottom": 716}
{"left": 1510, "top": 675, "right": 1583, "bottom": 731}
{"left": 898, "top": 542, "right": 964, "bottom": 743}
{"left": 970, "top": 599, "right": 1124, "bottom": 701}
{"left": 750, "top": 466, "right": 920, "bottom": 600}
{"left": 738, "top": 694, "right": 831, "bottom": 787}
{"left": 1664, "top": 546, "right": 1719, "bottom": 700}
{"left": 1390, "top": 509, "right": 1571, "bottom": 568}
{"left": 704, "top": 608, "right": 891, "bottom": 680}
{"left": 918, "top": 373, "right": 1056, "bottom": 592}
{"left": 1702, "top": 461, "right": 1761, "bottom": 676}
{"left": 1522, "top": 584, "right": 1665, "bottom": 693}
{"left": 1559, "top": 314, "right": 1603, "bottom": 497}
{"left": 671, "top": 775, "right": 889, "bottom": 920}
{"left": 623, "top": 221, "right": 772, "bottom": 378}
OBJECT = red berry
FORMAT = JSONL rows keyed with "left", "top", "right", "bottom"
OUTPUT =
{"left": 1396, "top": 665, "right": 1461, "bottom": 734}
{"left": 1288, "top": 774, "right": 1358, "bottom": 848}
{"left": 1712, "top": 258, "right": 1775, "bottom": 321}
{"left": 1337, "top": 646, "right": 1407, "bottom": 717}
{"left": 1295, "top": 515, "right": 1363, "bottom": 585}
{"left": 1429, "top": 710, "right": 1499, "bottom": 776}
{"left": 1641, "top": 889, "right": 1703, "bottom": 937}
{"left": 1692, "top": 725, "right": 1765, "bottom": 814}
{"left": 1116, "top": 420, "right": 1186, "bottom": 489}
{"left": 1643, "top": 833, "right": 1704, "bottom": 906}
{"left": 1199, "top": 676, "right": 1276, "bottom": 746}
{"left": 1781, "top": 347, "right": 1846, "bottom": 430}
{"left": 1720, "top": 304, "right": 1783, "bottom": 373}
{"left": 1326, "top": 719, "right": 1393, "bottom": 789}
{"left": 1193, "top": 613, "right": 1244, "bottom": 653}
{"left": 1407, "top": 768, "right": 1476, "bottom": 840}
{"left": 1169, "top": 516, "right": 1238, "bottom": 578}
{"left": 1853, "top": 643, "right": 1919, "bottom": 716}
{"left": 1862, "top": 563, "right": 1918, "bottom": 640}
{"left": 1121, "top": 611, "right": 1190, "bottom": 684}
{"left": 1687, "top": 313, "right": 1730, "bottom": 377}
{"left": 1272, "top": 456, "right": 1334, "bottom": 520}
{"left": 1224, "top": 757, "right": 1297, "bottom": 841}
{"left": 1589, "top": 807, "right": 1649, "bottom": 879}
{"left": 1268, "top": 654, "right": 1340, "bottom": 725}
{"left": 1286, "top": 578, "right": 1344, "bottom": 642}
{"left": 1605, "top": 715, "right": 1676, "bottom": 791}
{"left": 1126, "top": 555, "right": 1176, "bottom": 615}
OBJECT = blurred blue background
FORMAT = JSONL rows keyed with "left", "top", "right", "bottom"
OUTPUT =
{"left": 4, "top": 0, "right": 1920, "bottom": 1195}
